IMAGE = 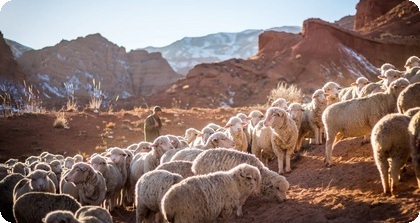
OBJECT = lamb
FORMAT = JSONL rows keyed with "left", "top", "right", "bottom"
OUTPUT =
{"left": 371, "top": 113, "right": 411, "bottom": 195}
{"left": 263, "top": 107, "right": 298, "bottom": 174}
{"left": 136, "top": 170, "right": 184, "bottom": 223}
{"left": 13, "top": 192, "right": 81, "bottom": 223}
{"left": 339, "top": 77, "right": 371, "bottom": 101}
{"left": 322, "top": 78, "right": 410, "bottom": 166}
{"left": 225, "top": 116, "right": 248, "bottom": 152}
{"left": 296, "top": 89, "right": 328, "bottom": 151}
{"left": 75, "top": 205, "right": 113, "bottom": 223}
{"left": 251, "top": 119, "right": 274, "bottom": 165}
{"left": 408, "top": 110, "right": 420, "bottom": 191}
{"left": 156, "top": 160, "right": 195, "bottom": 178}
{"left": 380, "top": 63, "right": 396, "bottom": 75}
{"left": 397, "top": 82, "right": 420, "bottom": 114}
{"left": 13, "top": 169, "right": 56, "bottom": 201}
{"left": 192, "top": 148, "right": 289, "bottom": 202}
{"left": 271, "top": 98, "right": 288, "bottom": 110}
{"left": 184, "top": 128, "right": 200, "bottom": 146}
{"left": 64, "top": 162, "right": 107, "bottom": 206}
{"left": 89, "top": 155, "right": 124, "bottom": 211}
{"left": 0, "top": 173, "right": 24, "bottom": 223}
{"left": 322, "top": 81, "right": 342, "bottom": 106}
{"left": 162, "top": 163, "right": 261, "bottom": 223}
{"left": 194, "top": 131, "right": 235, "bottom": 150}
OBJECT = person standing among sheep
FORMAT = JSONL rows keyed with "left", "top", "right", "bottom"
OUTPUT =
{"left": 144, "top": 106, "right": 163, "bottom": 142}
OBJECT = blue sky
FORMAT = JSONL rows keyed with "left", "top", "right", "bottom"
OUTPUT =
{"left": 0, "top": 0, "right": 359, "bottom": 50}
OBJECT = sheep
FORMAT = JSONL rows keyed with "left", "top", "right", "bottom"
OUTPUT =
{"left": 263, "top": 107, "right": 298, "bottom": 174}
{"left": 323, "top": 78, "right": 410, "bottom": 166}
{"left": 204, "top": 122, "right": 223, "bottom": 132}
{"left": 89, "top": 155, "right": 124, "bottom": 211}
{"left": 405, "top": 66, "right": 420, "bottom": 83}
{"left": 108, "top": 147, "right": 128, "bottom": 208}
{"left": 13, "top": 192, "right": 81, "bottom": 223}
{"left": 25, "top": 156, "right": 40, "bottom": 165}
{"left": 43, "top": 210, "right": 79, "bottom": 223}
{"left": 162, "top": 163, "right": 261, "bottom": 223}
{"left": 339, "top": 77, "right": 371, "bottom": 101}
{"left": 251, "top": 119, "right": 274, "bottom": 165}
{"left": 199, "top": 126, "right": 215, "bottom": 145}
{"left": 5, "top": 158, "right": 18, "bottom": 167}
{"left": 296, "top": 89, "right": 328, "bottom": 151}
{"left": 64, "top": 157, "right": 76, "bottom": 170}
{"left": 156, "top": 160, "right": 195, "bottom": 178}
{"left": 49, "top": 160, "right": 63, "bottom": 180}
{"left": 247, "top": 110, "right": 265, "bottom": 143}
{"left": 13, "top": 169, "right": 56, "bottom": 201}
{"left": 0, "top": 173, "right": 24, "bottom": 223}
{"left": 64, "top": 162, "right": 107, "bottom": 206}
{"left": 322, "top": 81, "right": 342, "bottom": 106}
{"left": 75, "top": 206, "right": 113, "bottom": 223}
{"left": 397, "top": 82, "right": 420, "bottom": 114}
{"left": 34, "top": 162, "right": 59, "bottom": 193}
{"left": 359, "top": 69, "right": 404, "bottom": 97}
{"left": 380, "top": 63, "right": 396, "bottom": 75}
{"left": 287, "top": 103, "right": 305, "bottom": 132}
{"left": 133, "top": 141, "right": 152, "bottom": 154}
{"left": 194, "top": 131, "right": 235, "bottom": 150}
{"left": 74, "top": 154, "right": 83, "bottom": 163}
{"left": 404, "top": 56, "right": 420, "bottom": 71}
{"left": 192, "top": 148, "right": 289, "bottom": 202}
{"left": 225, "top": 116, "right": 248, "bottom": 152}
{"left": 405, "top": 107, "right": 420, "bottom": 118}
{"left": 170, "top": 148, "right": 204, "bottom": 162}
{"left": 0, "top": 164, "right": 9, "bottom": 181}
{"left": 12, "top": 162, "right": 28, "bottom": 176}
{"left": 42, "top": 152, "right": 56, "bottom": 164}
{"left": 371, "top": 113, "right": 411, "bottom": 195}
{"left": 184, "top": 128, "right": 200, "bottom": 146}
{"left": 160, "top": 148, "right": 183, "bottom": 164}
{"left": 166, "top": 134, "right": 189, "bottom": 149}
{"left": 271, "top": 98, "right": 288, "bottom": 110}
{"left": 136, "top": 170, "right": 184, "bottom": 223}
{"left": 409, "top": 110, "right": 420, "bottom": 191}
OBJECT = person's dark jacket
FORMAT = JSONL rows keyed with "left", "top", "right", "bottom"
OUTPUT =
{"left": 144, "top": 114, "right": 162, "bottom": 142}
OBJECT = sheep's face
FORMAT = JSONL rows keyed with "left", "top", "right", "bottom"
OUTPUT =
{"left": 287, "top": 104, "right": 304, "bottom": 121}
{"left": 322, "top": 82, "right": 341, "bottom": 100}
{"left": 249, "top": 111, "right": 264, "bottom": 127}
{"left": 263, "top": 107, "right": 287, "bottom": 128}
{"left": 136, "top": 142, "right": 152, "bottom": 154}
{"left": 65, "top": 163, "right": 91, "bottom": 184}
{"left": 389, "top": 78, "right": 410, "bottom": 95}
{"left": 355, "top": 77, "right": 370, "bottom": 93}
{"left": 90, "top": 156, "right": 108, "bottom": 174}
{"left": 404, "top": 56, "right": 420, "bottom": 70}
{"left": 64, "top": 158, "right": 75, "bottom": 169}
{"left": 271, "top": 98, "right": 288, "bottom": 110}
{"left": 312, "top": 89, "right": 327, "bottom": 104}
{"left": 234, "top": 164, "right": 261, "bottom": 195}
{"left": 209, "top": 132, "right": 235, "bottom": 148}
{"left": 29, "top": 170, "right": 49, "bottom": 191}
{"left": 380, "top": 63, "right": 396, "bottom": 75}
{"left": 380, "top": 69, "right": 404, "bottom": 87}
{"left": 185, "top": 129, "right": 199, "bottom": 143}
{"left": 50, "top": 161, "right": 62, "bottom": 174}
{"left": 109, "top": 148, "right": 127, "bottom": 164}
{"left": 261, "top": 169, "right": 289, "bottom": 202}
{"left": 225, "top": 117, "right": 246, "bottom": 134}
{"left": 152, "top": 136, "right": 174, "bottom": 157}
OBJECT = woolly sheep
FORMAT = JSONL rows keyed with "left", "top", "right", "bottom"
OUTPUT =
{"left": 64, "top": 157, "right": 76, "bottom": 170}
{"left": 359, "top": 69, "right": 404, "bottom": 97}
{"left": 134, "top": 141, "right": 152, "bottom": 154}
{"left": 60, "top": 169, "right": 79, "bottom": 201}
{"left": 247, "top": 110, "right": 265, "bottom": 142}
{"left": 380, "top": 63, "right": 396, "bottom": 75}
{"left": 160, "top": 148, "right": 183, "bottom": 164}
{"left": 75, "top": 205, "right": 113, "bottom": 223}
{"left": 0, "top": 173, "right": 24, "bottom": 223}
{"left": 184, "top": 128, "right": 200, "bottom": 146}
{"left": 404, "top": 56, "right": 420, "bottom": 71}
{"left": 64, "top": 162, "right": 107, "bottom": 206}
{"left": 25, "top": 156, "right": 40, "bottom": 165}
{"left": 12, "top": 162, "right": 28, "bottom": 176}
{"left": 287, "top": 103, "right": 305, "bottom": 132}
{"left": 5, "top": 158, "right": 18, "bottom": 167}
{"left": 405, "top": 107, "right": 420, "bottom": 118}
{"left": 199, "top": 126, "right": 215, "bottom": 145}
{"left": 204, "top": 122, "right": 223, "bottom": 132}
{"left": 339, "top": 77, "right": 370, "bottom": 101}
{"left": 13, "top": 169, "right": 56, "bottom": 201}
{"left": 156, "top": 160, "right": 195, "bottom": 178}
{"left": 50, "top": 160, "right": 63, "bottom": 178}
{"left": 225, "top": 116, "right": 248, "bottom": 152}
{"left": 371, "top": 113, "right": 411, "bottom": 195}
{"left": 195, "top": 131, "right": 235, "bottom": 150}
{"left": 264, "top": 107, "right": 298, "bottom": 174}
{"left": 43, "top": 210, "right": 79, "bottom": 223}
{"left": 237, "top": 113, "right": 251, "bottom": 148}
{"left": 162, "top": 163, "right": 261, "bottom": 223}
{"left": 409, "top": 111, "right": 420, "bottom": 191}
{"left": 322, "top": 81, "right": 342, "bottom": 106}
{"left": 166, "top": 134, "right": 189, "bottom": 149}
{"left": 90, "top": 155, "right": 124, "bottom": 211}
{"left": 74, "top": 154, "right": 83, "bottom": 163}
{"left": 296, "top": 89, "right": 328, "bottom": 151}
{"left": 192, "top": 148, "right": 289, "bottom": 202}
{"left": 0, "top": 164, "right": 8, "bottom": 181}
{"left": 397, "top": 82, "right": 420, "bottom": 114}
{"left": 405, "top": 66, "right": 420, "bottom": 83}
{"left": 251, "top": 119, "right": 274, "bottom": 165}
{"left": 34, "top": 162, "right": 59, "bottom": 193}
{"left": 13, "top": 192, "right": 81, "bottom": 223}
{"left": 136, "top": 170, "right": 183, "bottom": 223}
{"left": 323, "top": 78, "right": 410, "bottom": 166}
{"left": 170, "top": 148, "right": 204, "bottom": 162}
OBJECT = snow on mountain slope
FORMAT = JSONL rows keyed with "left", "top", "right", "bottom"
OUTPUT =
{"left": 143, "top": 26, "right": 302, "bottom": 75}
{"left": 5, "top": 39, "right": 33, "bottom": 59}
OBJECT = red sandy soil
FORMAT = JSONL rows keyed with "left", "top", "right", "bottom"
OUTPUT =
{"left": 0, "top": 108, "right": 419, "bottom": 223}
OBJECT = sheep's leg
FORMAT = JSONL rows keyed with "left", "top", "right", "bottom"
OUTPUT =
{"left": 325, "top": 131, "right": 342, "bottom": 167}
{"left": 319, "top": 127, "right": 324, "bottom": 144}
{"left": 390, "top": 158, "right": 405, "bottom": 195}
{"left": 414, "top": 156, "right": 420, "bottom": 190}
{"left": 276, "top": 150, "right": 285, "bottom": 175}
{"left": 376, "top": 156, "right": 390, "bottom": 194}
{"left": 313, "top": 127, "right": 320, "bottom": 145}
{"left": 285, "top": 149, "right": 293, "bottom": 173}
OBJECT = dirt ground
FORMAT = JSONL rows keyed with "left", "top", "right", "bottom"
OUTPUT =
{"left": 0, "top": 108, "right": 419, "bottom": 223}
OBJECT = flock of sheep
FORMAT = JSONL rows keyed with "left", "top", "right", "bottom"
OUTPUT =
{"left": 0, "top": 55, "right": 420, "bottom": 223}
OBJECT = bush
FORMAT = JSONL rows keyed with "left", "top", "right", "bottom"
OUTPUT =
{"left": 268, "top": 82, "right": 304, "bottom": 105}
{"left": 53, "top": 112, "right": 68, "bottom": 128}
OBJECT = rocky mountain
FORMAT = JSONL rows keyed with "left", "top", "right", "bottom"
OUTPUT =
{"left": 143, "top": 26, "right": 301, "bottom": 75}
{"left": 148, "top": 1, "right": 420, "bottom": 108}
{"left": 5, "top": 39, "right": 33, "bottom": 59}
{"left": 334, "top": 15, "right": 355, "bottom": 30}
{"left": 17, "top": 34, "right": 182, "bottom": 103}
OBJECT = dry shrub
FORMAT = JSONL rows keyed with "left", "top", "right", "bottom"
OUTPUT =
{"left": 53, "top": 112, "right": 68, "bottom": 128}
{"left": 268, "top": 82, "right": 304, "bottom": 105}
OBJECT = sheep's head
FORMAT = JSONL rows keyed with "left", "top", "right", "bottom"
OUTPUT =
{"left": 313, "top": 89, "right": 328, "bottom": 104}
{"left": 151, "top": 136, "right": 174, "bottom": 157}
{"left": 388, "top": 78, "right": 410, "bottom": 95}
{"left": 34, "top": 162, "right": 51, "bottom": 172}
{"left": 28, "top": 169, "right": 50, "bottom": 191}
{"left": 65, "top": 162, "right": 93, "bottom": 184}
{"left": 201, "top": 126, "right": 215, "bottom": 144}
{"left": 379, "top": 69, "right": 405, "bottom": 87}
{"left": 233, "top": 163, "right": 261, "bottom": 195}
{"left": 264, "top": 107, "right": 288, "bottom": 128}
{"left": 64, "top": 157, "right": 75, "bottom": 169}
{"left": 287, "top": 103, "right": 305, "bottom": 121}
{"left": 351, "top": 77, "right": 370, "bottom": 94}
{"left": 74, "top": 154, "right": 84, "bottom": 163}
{"left": 322, "top": 82, "right": 341, "bottom": 101}
{"left": 89, "top": 155, "right": 108, "bottom": 174}
{"left": 25, "top": 156, "right": 40, "bottom": 165}
{"left": 207, "top": 132, "right": 235, "bottom": 149}
{"left": 135, "top": 142, "right": 152, "bottom": 154}
{"left": 380, "top": 63, "right": 396, "bottom": 75}
{"left": 184, "top": 128, "right": 200, "bottom": 143}
{"left": 43, "top": 210, "right": 78, "bottom": 223}
{"left": 271, "top": 98, "right": 288, "bottom": 110}
{"left": 248, "top": 110, "right": 264, "bottom": 127}
{"left": 108, "top": 147, "right": 127, "bottom": 164}
{"left": 404, "top": 56, "right": 420, "bottom": 70}
{"left": 225, "top": 117, "right": 247, "bottom": 135}
{"left": 260, "top": 168, "right": 290, "bottom": 202}
{"left": 236, "top": 113, "right": 248, "bottom": 123}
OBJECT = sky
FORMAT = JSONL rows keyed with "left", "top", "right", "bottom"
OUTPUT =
{"left": 0, "top": 0, "right": 360, "bottom": 51}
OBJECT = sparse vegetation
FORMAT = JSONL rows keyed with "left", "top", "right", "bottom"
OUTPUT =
{"left": 65, "top": 83, "right": 77, "bottom": 112}
{"left": 268, "top": 82, "right": 304, "bottom": 105}
{"left": 88, "top": 79, "right": 103, "bottom": 113}
{"left": 22, "top": 80, "right": 44, "bottom": 113}
{"left": 53, "top": 111, "right": 68, "bottom": 128}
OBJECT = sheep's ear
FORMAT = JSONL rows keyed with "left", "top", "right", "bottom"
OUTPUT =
{"left": 242, "top": 122, "right": 248, "bottom": 127}
{"left": 378, "top": 75, "right": 385, "bottom": 80}
{"left": 246, "top": 117, "right": 252, "bottom": 121}
{"left": 325, "top": 93, "right": 331, "bottom": 97}
{"left": 351, "top": 82, "right": 357, "bottom": 86}
{"left": 197, "top": 132, "right": 203, "bottom": 137}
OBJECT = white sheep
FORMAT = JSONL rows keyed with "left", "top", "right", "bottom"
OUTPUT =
{"left": 155, "top": 160, "right": 195, "bottom": 178}
{"left": 359, "top": 69, "right": 404, "bottom": 97}
{"left": 170, "top": 148, "right": 204, "bottom": 162}
{"left": 199, "top": 126, "right": 216, "bottom": 145}
{"left": 0, "top": 173, "right": 24, "bottom": 222}
{"left": 380, "top": 63, "right": 396, "bottom": 75}
{"left": 204, "top": 122, "right": 223, "bottom": 132}
{"left": 371, "top": 113, "right": 411, "bottom": 195}
{"left": 409, "top": 110, "right": 420, "bottom": 191}
{"left": 225, "top": 116, "right": 248, "bottom": 152}
{"left": 162, "top": 163, "right": 261, "bottom": 223}
{"left": 89, "top": 155, "right": 124, "bottom": 211}
{"left": 287, "top": 103, "right": 305, "bottom": 132}
{"left": 404, "top": 56, "right": 420, "bottom": 71}
{"left": 166, "top": 134, "right": 189, "bottom": 149}
{"left": 75, "top": 205, "right": 113, "bottom": 223}
{"left": 184, "top": 127, "right": 200, "bottom": 146}
{"left": 73, "top": 154, "right": 83, "bottom": 163}
{"left": 136, "top": 170, "right": 183, "bottom": 223}
{"left": 271, "top": 98, "right": 288, "bottom": 110}
{"left": 13, "top": 192, "right": 81, "bottom": 223}
{"left": 251, "top": 118, "right": 274, "bottom": 165}
{"left": 25, "top": 156, "right": 40, "bottom": 165}
{"left": 247, "top": 110, "right": 265, "bottom": 147}
{"left": 13, "top": 169, "right": 56, "bottom": 201}
{"left": 263, "top": 107, "right": 298, "bottom": 174}
{"left": 323, "top": 78, "right": 410, "bottom": 166}
{"left": 64, "top": 162, "right": 107, "bottom": 206}
{"left": 322, "top": 81, "right": 342, "bottom": 106}
{"left": 339, "top": 77, "right": 370, "bottom": 101}
{"left": 404, "top": 66, "right": 420, "bottom": 83}
{"left": 64, "top": 157, "right": 76, "bottom": 170}
{"left": 296, "top": 89, "right": 328, "bottom": 151}
{"left": 34, "top": 162, "right": 60, "bottom": 193}
{"left": 194, "top": 131, "right": 235, "bottom": 150}
{"left": 397, "top": 82, "right": 420, "bottom": 114}
{"left": 130, "top": 141, "right": 152, "bottom": 155}
{"left": 192, "top": 148, "right": 289, "bottom": 202}
{"left": 43, "top": 210, "right": 79, "bottom": 223}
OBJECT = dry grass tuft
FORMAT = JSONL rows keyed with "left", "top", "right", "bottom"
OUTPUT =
{"left": 53, "top": 112, "right": 68, "bottom": 128}
{"left": 268, "top": 82, "right": 304, "bottom": 105}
